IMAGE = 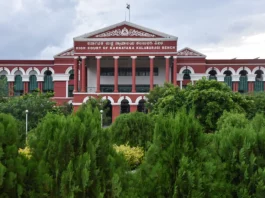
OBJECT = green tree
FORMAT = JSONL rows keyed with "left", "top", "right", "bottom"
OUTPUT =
{"left": 0, "top": 91, "right": 71, "bottom": 147}
{"left": 146, "top": 83, "right": 185, "bottom": 115}
{"left": 0, "top": 113, "right": 26, "bottom": 197}
{"left": 110, "top": 112, "right": 154, "bottom": 150}
{"left": 214, "top": 112, "right": 265, "bottom": 197}
{"left": 0, "top": 76, "right": 8, "bottom": 102}
{"left": 136, "top": 110, "right": 227, "bottom": 197}
{"left": 184, "top": 78, "right": 252, "bottom": 131}
{"left": 28, "top": 103, "right": 127, "bottom": 197}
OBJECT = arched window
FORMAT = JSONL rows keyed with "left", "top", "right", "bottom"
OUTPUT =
{"left": 183, "top": 69, "right": 191, "bottom": 80}
{"left": 254, "top": 70, "right": 264, "bottom": 92}
{"left": 120, "top": 99, "right": 130, "bottom": 114}
{"left": 208, "top": 70, "right": 217, "bottom": 80}
{"left": 103, "top": 99, "right": 112, "bottom": 125}
{"left": 29, "top": 75, "right": 38, "bottom": 92}
{"left": 0, "top": 75, "right": 8, "bottom": 96}
{"left": 238, "top": 70, "right": 248, "bottom": 93}
{"left": 14, "top": 75, "right": 23, "bottom": 96}
{"left": 69, "top": 69, "right": 74, "bottom": 80}
{"left": 68, "top": 69, "right": 74, "bottom": 97}
{"left": 43, "top": 70, "right": 53, "bottom": 92}
{"left": 137, "top": 99, "right": 148, "bottom": 113}
{"left": 224, "top": 70, "right": 232, "bottom": 89}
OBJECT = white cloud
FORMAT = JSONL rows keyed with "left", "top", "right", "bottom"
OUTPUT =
{"left": 199, "top": 33, "right": 265, "bottom": 59}
{"left": 1, "top": 0, "right": 265, "bottom": 60}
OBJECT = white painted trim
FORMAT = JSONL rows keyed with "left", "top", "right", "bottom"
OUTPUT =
{"left": 53, "top": 74, "right": 69, "bottom": 81}
{"left": 101, "top": 96, "right": 115, "bottom": 104}
{"left": 75, "top": 52, "right": 178, "bottom": 55}
{"left": 74, "top": 38, "right": 177, "bottom": 42}
{"left": 131, "top": 56, "right": 137, "bottom": 59}
{"left": 96, "top": 56, "right": 102, "bottom": 59}
{"left": 65, "top": 66, "right": 73, "bottom": 74}
{"left": 113, "top": 56, "right": 119, "bottom": 59}
{"left": 135, "top": 96, "right": 147, "bottom": 104}
{"left": 205, "top": 67, "right": 221, "bottom": 75}
{"left": 73, "top": 92, "right": 149, "bottom": 95}
{"left": 149, "top": 56, "right": 155, "bottom": 59}
{"left": 53, "top": 47, "right": 74, "bottom": 57}
{"left": 179, "top": 66, "right": 195, "bottom": 74}
{"left": 83, "top": 96, "right": 95, "bottom": 103}
{"left": 117, "top": 96, "right": 133, "bottom": 104}
{"left": 220, "top": 67, "right": 236, "bottom": 75}
{"left": 66, "top": 81, "right": 68, "bottom": 98}
{"left": 26, "top": 67, "right": 41, "bottom": 75}
{"left": 207, "top": 64, "right": 265, "bottom": 66}
{"left": 236, "top": 67, "right": 252, "bottom": 75}
{"left": 68, "top": 100, "right": 73, "bottom": 104}
{"left": 11, "top": 67, "right": 26, "bottom": 75}
{"left": 41, "top": 67, "right": 55, "bottom": 75}
{"left": 164, "top": 56, "right": 171, "bottom": 59}
{"left": 0, "top": 67, "right": 11, "bottom": 75}
{"left": 80, "top": 56, "right": 87, "bottom": 59}
{"left": 73, "top": 103, "right": 82, "bottom": 106}
{"left": 177, "top": 47, "right": 206, "bottom": 57}
{"left": 0, "top": 64, "right": 54, "bottom": 67}
{"left": 252, "top": 66, "right": 265, "bottom": 74}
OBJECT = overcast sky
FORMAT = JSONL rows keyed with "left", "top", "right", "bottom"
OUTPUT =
{"left": 1, "top": 0, "right": 265, "bottom": 60}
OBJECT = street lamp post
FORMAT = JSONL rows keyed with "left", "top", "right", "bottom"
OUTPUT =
{"left": 100, "top": 110, "right": 103, "bottom": 128}
{"left": 25, "top": 109, "right": 28, "bottom": 144}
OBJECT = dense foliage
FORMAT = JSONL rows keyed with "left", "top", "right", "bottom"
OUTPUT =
{"left": 0, "top": 114, "right": 26, "bottom": 197}
{"left": 2, "top": 78, "right": 265, "bottom": 197}
{"left": 110, "top": 111, "right": 154, "bottom": 150}
{"left": 27, "top": 104, "right": 127, "bottom": 197}
{"left": 0, "top": 92, "right": 72, "bottom": 147}
{"left": 147, "top": 79, "right": 253, "bottom": 131}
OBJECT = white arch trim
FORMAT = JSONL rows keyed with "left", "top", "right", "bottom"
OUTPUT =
{"left": 0, "top": 67, "right": 11, "bottom": 75}
{"left": 252, "top": 66, "right": 265, "bottom": 75}
{"left": 117, "top": 96, "right": 133, "bottom": 105}
{"left": 220, "top": 67, "right": 236, "bottom": 75}
{"left": 179, "top": 66, "right": 195, "bottom": 74}
{"left": 135, "top": 96, "right": 147, "bottom": 104}
{"left": 83, "top": 96, "right": 95, "bottom": 103}
{"left": 41, "top": 67, "right": 55, "bottom": 75}
{"left": 101, "top": 96, "right": 115, "bottom": 104}
{"left": 11, "top": 67, "right": 26, "bottom": 75}
{"left": 205, "top": 67, "right": 221, "bottom": 75}
{"left": 65, "top": 66, "right": 73, "bottom": 74}
{"left": 26, "top": 67, "right": 41, "bottom": 75}
{"left": 236, "top": 67, "right": 251, "bottom": 75}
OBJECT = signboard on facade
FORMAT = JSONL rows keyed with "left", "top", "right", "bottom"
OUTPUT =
{"left": 74, "top": 40, "right": 177, "bottom": 53}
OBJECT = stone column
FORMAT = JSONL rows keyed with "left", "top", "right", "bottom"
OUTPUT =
{"left": 131, "top": 56, "right": 137, "bottom": 93}
{"left": 73, "top": 56, "right": 79, "bottom": 92}
{"left": 96, "top": 56, "right": 102, "bottom": 93}
{"left": 173, "top": 56, "right": 177, "bottom": 86}
{"left": 80, "top": 56, "right": 86, "bottom": 92}
{"left": 165, "top": 56, "right": 171, "bottom": 82}
{"left": 114, "top": 56, "right": 119, "bottom": 92}
{"left": 149, "top": 56, "right": 155, "bottom": 90}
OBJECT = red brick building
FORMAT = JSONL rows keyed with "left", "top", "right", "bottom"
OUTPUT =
{"left": 1, "top": 21, "right": 265, "bottom": 121}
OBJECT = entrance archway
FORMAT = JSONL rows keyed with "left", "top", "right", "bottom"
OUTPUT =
{"left": 254, "top": 70, "right": 264, "bottom": 92}
{"left": 137, "top": 99, "right": 147, "bottom": 113}
{"left": 103, "top": 99, "right": 112, "bottom": 125}
{"left": 120, "top": 99, "right": 130, "bottom": 114}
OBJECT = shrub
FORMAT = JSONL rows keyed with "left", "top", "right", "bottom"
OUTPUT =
{"left": 113, "top": 144, "right": 144, "bottom": 169}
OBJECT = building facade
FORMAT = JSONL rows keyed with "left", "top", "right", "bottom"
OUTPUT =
{"left": 1, "top": 21, "right": 265, "bottom": 121}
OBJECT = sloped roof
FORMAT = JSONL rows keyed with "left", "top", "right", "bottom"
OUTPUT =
{"left": 177, "top": 47, "right": 206, "bottom": 57}
{"left": 74, "top": 21, "right": 178, "bottom": 40}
